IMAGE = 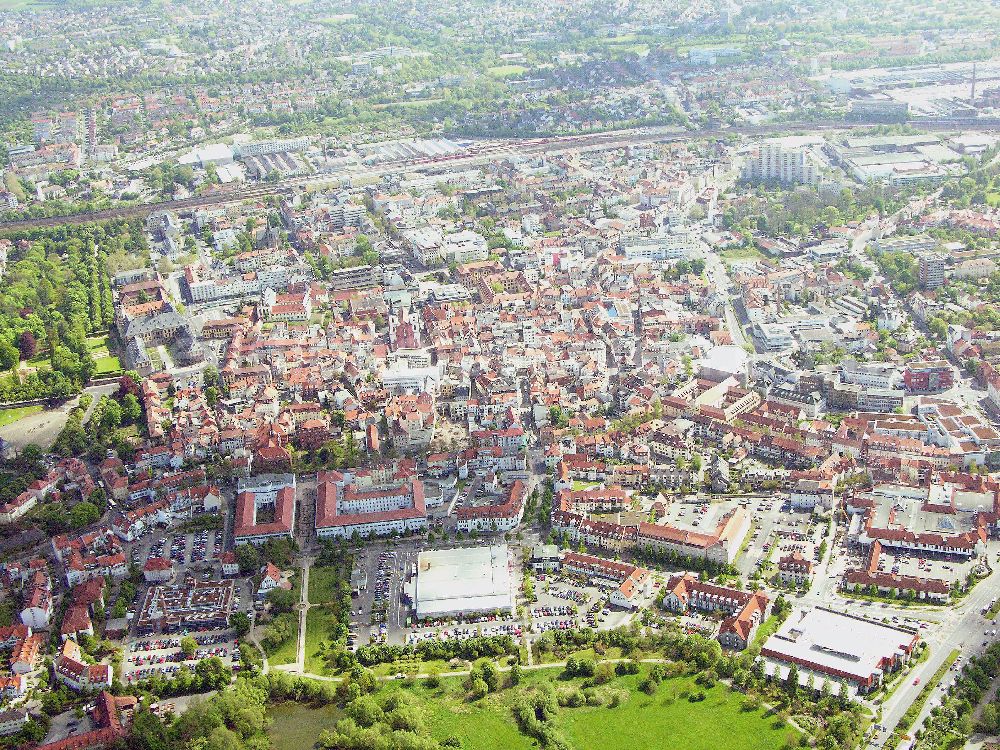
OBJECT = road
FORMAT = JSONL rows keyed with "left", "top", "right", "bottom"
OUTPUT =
{"left": 703, "top": 249, "right": 748, "bottom": 350}
{"left": 871, "top": 548, "right": 1000, "bottom": 748}
{"left": 0, "top": 381, "right": 117, "bottom": 451}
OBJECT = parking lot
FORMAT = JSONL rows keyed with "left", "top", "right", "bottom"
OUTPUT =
{"left": 404, "top": 615, "right": 523, "bottom": 646}
{"left": 529, "top": 569, "right": 638, "bottom": 631}
{"left": 122, "top": 628, "right": 240, "bottom": 683}
{"left": 349, "top": 545, "right": 411, "bottom": 647}
{"left": 740, "top": 495, "right": 828, "bottom": 579}
{"left": 838, "top": 541, "right": 977, "bottom": 587}
{"left": 131, "top": 530, "right": 222, "bottom": 571}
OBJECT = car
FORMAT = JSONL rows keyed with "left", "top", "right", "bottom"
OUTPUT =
{"left": 913, "top": 678, "right": 921, "bottom": 686}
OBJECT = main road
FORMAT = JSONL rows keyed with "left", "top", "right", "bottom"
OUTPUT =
{"left": 874, "top": 559, "right": 999, "bottom": 750}
{"left": 2, "top": 118, "right": 990, "bottom": 233}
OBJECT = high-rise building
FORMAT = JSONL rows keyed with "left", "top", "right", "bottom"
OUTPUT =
{"left": 918, "top": 252, "right": 946, "bottom": 289}
{"left": 742, "top": 138, "right": 823, "bottom": 185}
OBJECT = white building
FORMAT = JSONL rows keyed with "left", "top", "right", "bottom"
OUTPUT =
{"left": 743, "top": 138, "right": 823, "bottom": 185}
{"left": 413, "top": 545, "right": 515, "bottom": 619}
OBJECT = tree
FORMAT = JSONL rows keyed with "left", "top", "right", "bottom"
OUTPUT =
{"left": 234, "top": 544, "right": 261, "bottom": 575}
{"left": 346, "top": 695, "right": 383, "bottom": 727}
{"left": 469, "top": 677, "right": 489, "bottom": 700}
{"left": 117, "top": 374, "right": 141, "bottom": 399}
{"left": 180, "top": 635, "right": 198, "bottom": 658}
{"left": 230, "top": 611, "right": 251, "bottom": 637}
{"left": 0, "top": 337, "right": 18, "bottom": 370}
{"left": 129, "top": 709, "right": 172, "bottom": 750}
{"left": 979, "top": 703, "right": 999, "bottom": 734}
{"left": 68, "top": 501, "right": 100, "bottom": 528}
{"left": 99, "top": 398, "right": 123, "bottom": 433}
{"left": 784, "top": 662, "right": 799, "bottom": 695}
{"left": 17, "top": 330, "right": 37, "bottom": 360}
{"left": 121, "top": 393, "right": 142, "bottom": 424}
{"left": 509, "top": 661, "right": 523, "bottom": 686}
{"left": 195, "top": 656, "right": 232, "bottom": 690}
{"left": 267, "top": 587, "right": 297, "bottom": 614}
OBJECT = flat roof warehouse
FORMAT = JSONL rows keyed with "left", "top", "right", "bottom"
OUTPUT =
{"left": 762, "top": 607, "right": 918, "bottom": 691}
{"left": 414, "top": 545, "right": 515, "bottom": 619}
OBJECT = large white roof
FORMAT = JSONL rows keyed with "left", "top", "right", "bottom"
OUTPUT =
{"left": 415, "top": 545, "right": 514, "bottom": 619}
{"left": 763, "top": 608, "right": 916, "bottom": 682}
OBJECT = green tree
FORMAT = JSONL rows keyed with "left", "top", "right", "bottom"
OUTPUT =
{"left": 180, "top": 635, "right": 198, "bottom": 658}
{"left": 267, "top": 587, "right": 297, "bottom": 614}
{"left": 68, "top": 501, "right": 100, "bottom": 528}
{"left": 0, "top": 337, "right": 19, "bottom": 370}
{"left": 230, "top": 611, "right": 251, "bottom": 637}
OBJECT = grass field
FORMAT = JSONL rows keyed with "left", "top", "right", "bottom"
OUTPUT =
{"left": 267, "top": 667, "right": 797, "bottom": 750}
{"left": 560, "top": 676, "right": 793, "bottom": 750}
{"left": 303, "top": 565, "right": 345, "bottom": 673}
{"left": 0, "top": 405, "right": 43, "bottom": 428}
{"left": 0, "top": 0, "right": 43, "bottom": 9}
{"left": 267, "top": 702, "right": 342, "bottom": 750}
{"left": 425, "top": 695, "right": 535, "bottom": 750}
{"left": 87, "top": 335, "right": 111, "bottom": 352}
{"left": 752, "top": 614, "right": 782, "bottom": 649}
{"left": 23, "top": 334, "right": 119, "bottom": 375}
{"left": 372, "top": 98, "right": 444, "bottom": 110}
{"left": 95, "top": 356, "right": 123, "bottom": 375}
{"left": 720, "top": 245, "right": 767, "bottom": 263}
{"left": 307, "top": 565, "right": 341, "bottom": 603}
{"left": 266, "top": 615, "right": 300, "bottom": 666}
{"left": 303, "top": 607, "right": 338, "bottom": 674}
{"left": 487, "top": 64, "right": 529, "bottom": 78}
{"left": 266, "top": 572, "right": 301, "bottom": 666}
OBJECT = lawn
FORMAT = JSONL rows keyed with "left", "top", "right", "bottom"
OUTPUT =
{"left": 95, "top": 356, "right": 123, "bottom": 375}
{"left": 0, "top": 405, "right": 43, "bottom": 428}
{"left": 752, "top": 614, "right": 782, "bottom": 649}
{"left": 304, "top": 606, "right": 340, "bottom": 675}
{"left": 86, "top": 335, "right": 112, "bottom": 352}
{"left": 487, "top": 64, "right": 528, "bottom": 78}
{"left": 269, "top": 666, "right": 798, "bottom": 750}
{"left": 0, "top": 0, "right": 43, "bottom": 9}
{"left": 267, "top": 701, "right": 342, "bottom": 750}
{"left": 370, "top": 656, "right": 452, "bottom": 679}
{"left": 303, "top": 565, "right": 355, "bottom": 674}
{"left": 372, "top": 98, "right": 444, "bottom": 111}
{"left": 559, "top": 675, "right": 794, "bottom": 750}
{"left": 266, "top": 614, "right": 300, "bottom": 666}
{"left": 23, "top": 334, "right": 118, "bottom": 376}
{"left": 266, "top": 572, "right": 301, "bottom": 666}
{"left": 720, "top": 245, "right": 767, "bottom": 263}
{"left": 307, "top": 565, "right": 342, "bottom": 604}
{"left": 425, "top": 695, "right": 535, "bottom": 750}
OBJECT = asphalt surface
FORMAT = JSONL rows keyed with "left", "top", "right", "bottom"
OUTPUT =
{"left": 0, "top": 381, "right": 117, "bottom": 451}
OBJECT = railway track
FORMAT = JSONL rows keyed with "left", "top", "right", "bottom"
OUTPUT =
{"left": 0, "top": 118, "right": 993, "bottom": 232}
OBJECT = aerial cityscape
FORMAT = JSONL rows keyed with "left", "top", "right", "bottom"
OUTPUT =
{"left": 2, "top": 1, "right": 1000, "bottom": 749}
